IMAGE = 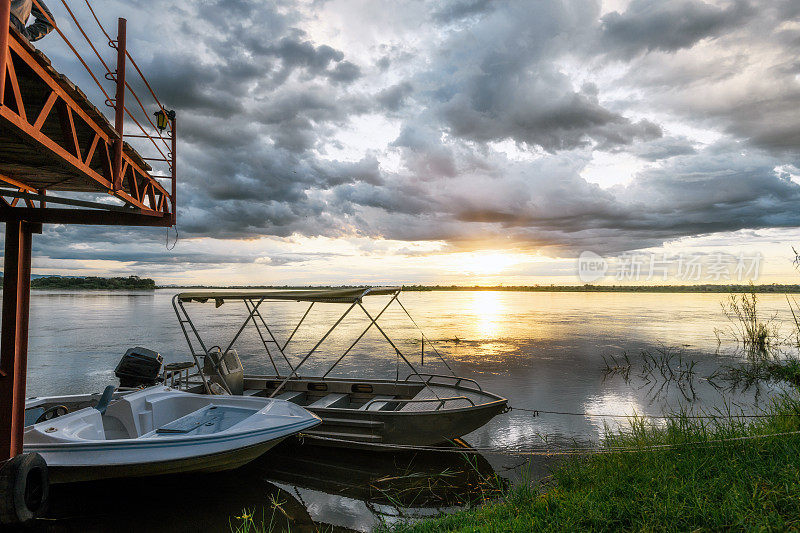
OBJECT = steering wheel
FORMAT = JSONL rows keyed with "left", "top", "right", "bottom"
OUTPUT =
{"left": 35, "top": 405, "right": 69, "bottom": 424}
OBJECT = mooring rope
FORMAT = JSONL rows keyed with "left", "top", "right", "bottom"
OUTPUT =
{"left": 300, "top": 428, "right": 800, "bottom": 457}
{"left": 510, "top": 406, "right": 800, "bottom": 419}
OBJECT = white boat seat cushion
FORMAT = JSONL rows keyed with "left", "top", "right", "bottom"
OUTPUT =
{"left": 308, "top": 393, "right": 349, "bottom": 409}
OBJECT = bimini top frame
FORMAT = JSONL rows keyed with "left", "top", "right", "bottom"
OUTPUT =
{"left": 172, "top": 287, "right": 456, "bottom": 399}
{"left": 177, "top": 287, "right": 401, "bottom": 305}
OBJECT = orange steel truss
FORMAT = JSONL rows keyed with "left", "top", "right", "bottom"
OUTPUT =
{"left": 0, "top": 25, "right": 174, "bottom": 225}
{"left": 0, "top": 1, "right": 178, "bottom": 462}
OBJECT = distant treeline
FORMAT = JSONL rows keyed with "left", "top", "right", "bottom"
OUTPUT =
{"left": 160, "top": 283, "right": 800, "bottom": 293}
{"left": 398, "top": 284, "right": 800, "bottom": 293}
{"left": 24, "top": 276, "right": 156, "bottom": 290}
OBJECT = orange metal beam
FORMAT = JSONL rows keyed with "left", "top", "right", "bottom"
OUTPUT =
{"left": 112, "top": 18, "right": 126, "bottom": 191}
{"left": 0, "top": 221, "right": 40, "bottom": 460}
{"left": 33, "top": 90, "right": 58, "bottom": 131}
{"left": 5, "top": 35, "right": 172, "bottom": 206}
{"left": 0, "top": 0, "right": 9, "bottom": 107}
{"left": 0, "top": 173, "right": 37, "bottom": 192}
{"left": 5, "top": 52, "right": 26, "bottom": 122}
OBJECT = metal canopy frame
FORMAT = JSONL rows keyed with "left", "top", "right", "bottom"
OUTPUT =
{"left": 171, "top": 288, "right": 457, "bottom": 399}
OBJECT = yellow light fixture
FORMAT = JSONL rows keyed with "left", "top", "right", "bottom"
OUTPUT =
{"left": 153, "top": 109, "right": 175, "bottom": 132}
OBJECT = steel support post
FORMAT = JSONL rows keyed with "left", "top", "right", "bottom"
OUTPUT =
{"left": 0, "top": 0, "right": 10, "bottom": 107}
{"left": 171, "top": 115, "right": 176, "bottom": 225}
{"left": 0, "top": 221, "right": 38, "bottom": 460}
{"left": 112, "top": 18, "right": 127, "bottom": 191}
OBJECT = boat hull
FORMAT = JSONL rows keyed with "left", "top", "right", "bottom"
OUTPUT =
{"left": 304, "top": 401, "right": 507, "bottom": 448}
{"left": 237, "top": 376, "right": 509, "bottom": 449}
{"left": 24, "top": 387, "right": 321, "bottom": 482}
{"left": 44, "top": 437, "right": 287, "bottom": 483}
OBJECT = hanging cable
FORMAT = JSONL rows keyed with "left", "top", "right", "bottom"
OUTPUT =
{"left": 165, "top": 224, "right": 178, "bottom": 250}
{"left": 301, "top": 428, "right": 800, "bottom": 457}
{"left": 395, "top": 297, "right": 456, "bottom": 375}
{"left": 511, "top": 406, "right": 800, "bottom": 419}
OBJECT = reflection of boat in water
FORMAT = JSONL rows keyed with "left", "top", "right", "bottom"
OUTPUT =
{"left": 170, "top": 287, "right": 508, "bottom": 448}
{"left": 23, "top": 385, "right": 320, "bottom": 483}
{"left": 252, "top": 439, "right": 506, "bottom": 510}
{"left": 40, "top": 467, "right": 338, "bottom": 533}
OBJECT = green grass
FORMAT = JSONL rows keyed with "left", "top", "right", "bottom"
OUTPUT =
{"left": 385, "top": 394, "right": 800, "bottom": 533}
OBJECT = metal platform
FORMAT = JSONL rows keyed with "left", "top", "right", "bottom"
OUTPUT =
{"left": 0, "top": 23, "right": 175, "bottom": 226}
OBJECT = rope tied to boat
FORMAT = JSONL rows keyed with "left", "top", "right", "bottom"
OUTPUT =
{"left": 509, "top": 405, "right": 800, "bottom": 419}
{"left": 299, "top": 428, "right": 800, "bottom": 457}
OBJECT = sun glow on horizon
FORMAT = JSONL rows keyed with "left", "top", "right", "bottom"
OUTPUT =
{"left": 456, "top": 251, "right": 523, "bottom": 276}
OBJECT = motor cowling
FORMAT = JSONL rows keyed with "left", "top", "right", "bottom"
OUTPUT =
{"left": 114, "top": 347, "right": 163, "bottom": 388}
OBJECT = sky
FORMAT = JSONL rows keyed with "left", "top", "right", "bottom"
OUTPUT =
{"left": 17, "top": 0, "right": 800, "bottom": 285}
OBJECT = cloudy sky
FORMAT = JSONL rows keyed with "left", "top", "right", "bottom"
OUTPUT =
{"left": 22, "top": 0, "right": 800, "bottom": 285}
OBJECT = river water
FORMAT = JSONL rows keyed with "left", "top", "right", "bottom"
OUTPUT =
{"left": 20, "top": 289, "right": 799, "bottom": 531}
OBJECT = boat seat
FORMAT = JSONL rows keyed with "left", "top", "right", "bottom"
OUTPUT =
{"left": 275, "top": 391, "right": 306, "bottom": 404}
{"left": 308, "top": 393, "right": 349, "bottom": 409}
{"left": 243, "top": 389, "right": 262, "bottom": 397}
{"left": 399, "top": 385, "right": 483, "bottom": 412}
{"left": 359, "top": 395, "right": 396, "bottom": 411}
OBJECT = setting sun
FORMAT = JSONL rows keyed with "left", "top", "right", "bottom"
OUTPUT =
{"left": 461, "top": 252, "right": 521, "bottom": 276}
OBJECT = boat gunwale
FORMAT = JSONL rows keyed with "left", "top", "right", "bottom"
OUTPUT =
{"left": 243, "top": 374, "right": 508, "bottom": 416}
{"left": 24, "top": 417, "right": 319, "bottom": 452}
{"left": 25, "top": 388, "right": 322, "bottom": 449}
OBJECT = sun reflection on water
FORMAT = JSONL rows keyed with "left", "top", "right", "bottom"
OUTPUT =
{"left": 469, "top": 291, "right": 505, "bottom": 339}
{"left": 583, "top": 392, "right": 661, "bottom": 439}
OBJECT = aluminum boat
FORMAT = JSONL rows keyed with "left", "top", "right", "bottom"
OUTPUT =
{"left": 168, "top": 287, "right": 508, "bottom": 448}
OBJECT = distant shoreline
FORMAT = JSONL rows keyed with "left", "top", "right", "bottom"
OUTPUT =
{"left": 5, "top": 275, "right": 798, "bottom": 293}
{"left": 157, "top": 284, "right": 800, "bottom": 293}
{"left": 6, "top": 276, "right": 157, "bottom": 290}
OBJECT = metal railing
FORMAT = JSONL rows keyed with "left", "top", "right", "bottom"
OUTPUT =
{"left": 404, "top": 373, "right": 484, "bottom": 392}
{"left": 19, "top": 0, "right": 176, "bottom": 218}
{"left": 361, "top": 396, "right": 477, "bottom": 411}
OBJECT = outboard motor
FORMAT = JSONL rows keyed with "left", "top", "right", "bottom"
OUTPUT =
{"left": 203, "top": 348, "right": 244, "bottom": 395}
{"left": 114, "top": 347, "right": 163, "bottom": 388}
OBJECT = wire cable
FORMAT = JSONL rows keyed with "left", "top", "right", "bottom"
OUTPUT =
{"left": 510, "top": 406, "right": 800, "bottom": 419}
{"left": 301, "top": 428, "right": 800, "bottom": 457}
{"left": 395, "top": 297, "right": 456, "bottom": 375}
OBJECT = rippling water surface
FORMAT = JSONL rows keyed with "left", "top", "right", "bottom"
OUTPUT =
{"left": 23, "top": 289, "right": 797, "bottom": 531}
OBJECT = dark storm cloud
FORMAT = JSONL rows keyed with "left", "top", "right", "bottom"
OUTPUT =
{"left": 19, "top": 0, "right": 800, "bottom": 274}
{"left": 432, "top": 0, "right": 495, "bottom": 23}
{"left": 248, "top": 36, "right": 362, "bottom": 86}
{"left": 602, "top": 0, "right": 800, "bottom": 156}
{"left": 410, "top": 2, "right": 665, "bottom": 154}
{"left": 376, "top": 82, "right": 414, "bottom": 112}
{"left": 600, "top": 0, "right": 753, "bottom": 59}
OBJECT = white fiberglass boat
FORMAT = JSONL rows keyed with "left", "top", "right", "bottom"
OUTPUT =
{"left": 23, "top": 386, "right": 321, "bottom": 483}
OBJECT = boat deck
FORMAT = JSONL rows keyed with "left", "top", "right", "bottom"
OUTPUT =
{"left": 399, "top": 385, "right": 486, "bottom": 412}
